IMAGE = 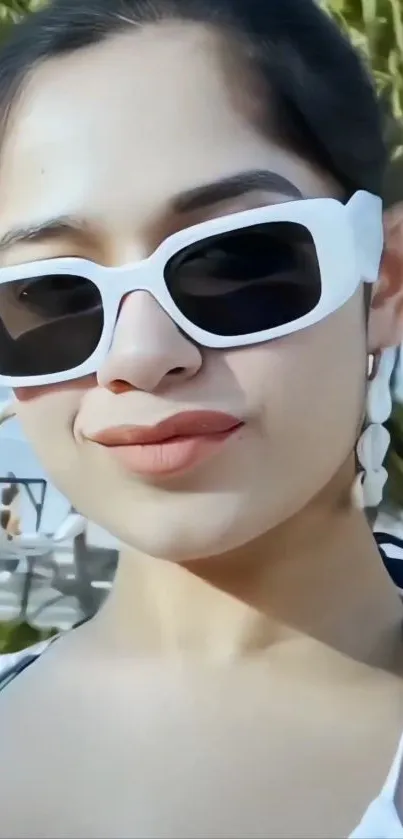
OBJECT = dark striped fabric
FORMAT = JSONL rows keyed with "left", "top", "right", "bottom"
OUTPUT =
{"left": 374, "top": 531, "right": 403, "bottom": 596}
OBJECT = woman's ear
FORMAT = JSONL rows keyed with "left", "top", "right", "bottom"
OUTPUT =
{"left": 368, "top": 202, "right": 403, "bottom": 351}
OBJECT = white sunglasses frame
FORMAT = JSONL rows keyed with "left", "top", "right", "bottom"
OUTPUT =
{"left": 0, "top": 189, "right": 383, "bottom": 388}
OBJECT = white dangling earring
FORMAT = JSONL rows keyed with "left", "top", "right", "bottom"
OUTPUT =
{"left": 352, "top": 347, "right": 396, "bottom": 509}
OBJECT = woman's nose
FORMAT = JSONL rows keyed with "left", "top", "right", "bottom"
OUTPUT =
{"left": 97, "top": 291, "right": 202, "bottom": 393}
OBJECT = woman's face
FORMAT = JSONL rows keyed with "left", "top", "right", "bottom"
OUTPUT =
{"left": 0, "top": 23, "right": 367, "bottom": 559}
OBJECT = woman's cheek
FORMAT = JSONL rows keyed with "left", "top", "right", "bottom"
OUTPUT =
{"left": 14, "top": 385, "right": 53, "bottom": 401}
{"left": 14, "top": 375, "right": 97, "bottom": 403}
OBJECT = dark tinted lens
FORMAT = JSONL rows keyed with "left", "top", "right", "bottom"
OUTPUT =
{"left": 165, "top": 221, "right": 321, "bottom": 337}
{"left": 0, "top": 273, "right": 103, "bottom": 377}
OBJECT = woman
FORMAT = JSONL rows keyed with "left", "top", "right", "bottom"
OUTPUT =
{"left": 0, "top": 0, "right": 403, "bottom": 836}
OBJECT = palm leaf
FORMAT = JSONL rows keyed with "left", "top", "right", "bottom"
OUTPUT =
{"left": 323, "top": 0, "right": 403, "bottom": 155}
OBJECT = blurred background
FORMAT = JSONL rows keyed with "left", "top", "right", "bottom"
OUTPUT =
{"left": 1, "top": 0, "right": 403, "bottom": 656}
{"left": 0, "top": 391, "right": 119, "bottom": 657}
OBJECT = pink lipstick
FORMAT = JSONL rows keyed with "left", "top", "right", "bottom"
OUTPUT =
{"left": 89, "top": 411, "right": 243, "bottom": 477}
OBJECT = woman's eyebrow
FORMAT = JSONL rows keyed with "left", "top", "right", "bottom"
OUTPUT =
{"left": 0, "top": 171, "right": 302, "bottom": 252}
{"left": 172, "top": 169, "right": 303, "bottom": 214}
{"left": 0, "top": 215, "right": 90, "bottom": 252}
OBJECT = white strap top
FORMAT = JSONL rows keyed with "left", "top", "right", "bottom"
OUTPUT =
{"left": 350, "top": 735, "right": 403, "bottom": 838}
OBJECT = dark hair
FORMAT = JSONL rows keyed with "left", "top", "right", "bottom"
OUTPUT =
{"left": 0, "top": 0, "right": 387, "bottom": 197}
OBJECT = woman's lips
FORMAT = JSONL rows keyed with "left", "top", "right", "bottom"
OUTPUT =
{"left": 88, "top": 411, "right": 244, "bottom": 477}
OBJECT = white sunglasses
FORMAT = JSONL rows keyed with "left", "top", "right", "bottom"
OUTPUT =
{"left": 0, "top": 190, "right": 382, "bottom": 388}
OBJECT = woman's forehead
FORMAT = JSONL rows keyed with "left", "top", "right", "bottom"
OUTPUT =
{"left": 0, "top": 22, "right": 334, "bottom": 246}
{"left": 3, "top": 23, "right": 256, "bottom": 164}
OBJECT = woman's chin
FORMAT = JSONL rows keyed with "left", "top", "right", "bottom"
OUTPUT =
{"left": 85, "top": 497, "right": 253, "bottom": 562}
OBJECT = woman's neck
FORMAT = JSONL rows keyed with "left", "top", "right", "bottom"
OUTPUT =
{"left": 86, "top": 477, "right": 402, "bottom": 667}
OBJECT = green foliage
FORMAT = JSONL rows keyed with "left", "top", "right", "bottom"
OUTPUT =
{"left": 0, "top": 620, "right": 58, "bottom": 653}
{"left": 322, "top": 0, "right": 403, "bottom": 156}
{"left": 0, "top": 0, "right": 44, "bottom": 30}
{"left": 0, "top": 0, "right": 45, "bottom": 43}
{"left": 0, "top": 0, "right": 44, "bottom": 20}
